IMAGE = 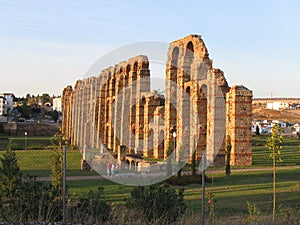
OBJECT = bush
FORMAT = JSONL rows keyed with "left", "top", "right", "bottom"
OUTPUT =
{"left": 68, "top": 187, "right": 111, "bottom": 224}
{"left": 126, "top": 184, "right": 186, "bottom": 224}
{"left": 165, "top": 174, "right": 211, "bottom": 186}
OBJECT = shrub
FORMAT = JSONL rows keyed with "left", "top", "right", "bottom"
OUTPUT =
{"left": 68, "top": 187, "right": 111, "bottom": 224}
{"left": 126, "top": 184, "right": 186, "bottom": 224}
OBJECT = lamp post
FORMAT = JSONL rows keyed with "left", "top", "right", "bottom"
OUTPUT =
{"left": 172, "top": 130, "right": 176, "bottom": 161}
{"left": 24, "top": 132, "right": 27, "bottom": 150}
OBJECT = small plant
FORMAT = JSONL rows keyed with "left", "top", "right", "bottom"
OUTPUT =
{"left": 206, "top": 191, "right": 216, "bottom": 224}
{"left": 265, "top": 124, "right": 284, "bottom": 223}
{"left": 246, "top": 201, "right": 260, "bottom": 222}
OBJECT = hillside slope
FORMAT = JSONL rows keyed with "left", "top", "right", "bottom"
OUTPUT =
{"left": 253, "top": 108, "right": 300, "bottom": 123}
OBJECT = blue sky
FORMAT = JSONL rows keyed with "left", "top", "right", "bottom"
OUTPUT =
{"left": 0, "top": 0, "right": 299, "bottom": 97}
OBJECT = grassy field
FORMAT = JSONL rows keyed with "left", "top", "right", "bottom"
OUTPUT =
{"left": 252, "top": 135, "right": 300, "bottom": 166}
{"left": 0, "top": 135, "right": 299, "bottom": 219}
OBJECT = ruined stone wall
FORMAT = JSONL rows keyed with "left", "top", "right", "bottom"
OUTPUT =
{"left": 62, "top": 55, "right": 151, "bottom": 159}
{"left": 62, "top": 34, "right": 253, "bottom": 167}
{"left": 226, "top": 85, "right": 253, "bottom": 166}
{"left": 164, "top": 35, "right": 231, "bottom": 165}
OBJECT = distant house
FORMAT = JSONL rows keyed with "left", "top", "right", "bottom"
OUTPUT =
{"left": 53, "top": 97, "right": 62, "bottom": 112}
{"left": 266, "top": 102, "right": 289, "bottom": 110}
{"left": 292, "top": 123, "right": 300, "bottom": 135}
{"left": 0, "top": 96, "right": 7, "bottom": 116}
{"left": 0, "top": 93, "right": 14, "bottom": 113}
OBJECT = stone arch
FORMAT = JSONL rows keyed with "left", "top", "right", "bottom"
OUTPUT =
{"left": 158, "top": 130, "right": 164, "bottom": 158}
{"left": 119, "top": 66, "right": 123, "bottom": 74}
{"left": 186, "top": 41, "right": 194, "bottom": 56}
{"left": 133, "top": 61, "right": 138, "bottom": 72}
{"left": 184, "top": 41, "right": 194, "bottom": 82}
{"left": 183, "top": 86, "right": 191, "bottom": 159}
{"left": 148, "top": 128, "right": 154, "bottom": 157}
{"left": 197, "top": 84, "right": 208, "bottom": 160}
{"left": 142, "top": 61, "right": 149, "bottom": 69}
{"left": 171, "top": 47, "right": 179, "bottom": 83}
{"left": 126, "top": 64, "right": 131, "bottom": 73}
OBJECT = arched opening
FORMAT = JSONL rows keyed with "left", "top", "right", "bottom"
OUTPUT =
{"left": 170, "top": 47, "right": 179, "bottom": 144}
{"left": 142, "top": 61, "right": 149, "bottom": 70}
{"left": 131, "top": 160, "right": 136, "bottom": 170}
{"left": 184, "top": 41, "right": 194, "bottom": 82}
{"left": 119, "top": 67, "right": 123, "bottom": 74}
{"left": 126, "top": 64, "right": 131, "bottom": 74}
{"left": 111, "top": 77, "right": 116, "bottom": 96}
{"left": 133, "top": 62, "right": 138, "bottom": 72}
{"left": 148, "top": 129, "right": 154, "bottom": 157}
{"left": 158, "top": 130, "right": 164, "bottom": 158}
{"left": 197, "top": 84, "right": 207, "bottom": 160}
{"left": 125, "top": 160, "right": 130, "bottom": 170}
{"left": 171, "top": 47, "right": 179, "bottom": 83}
{"left": 186, "top": 41, "right": 194, "bottom": 57}
{"left": 183, "top": 86, "right": 191, "bottom": 159}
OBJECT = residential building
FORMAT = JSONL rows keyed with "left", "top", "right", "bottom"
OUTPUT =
{"left": 0, "top": 96, "right": 7, "bottom": 116}
{"left": 266, "top": 102, "right": 289, "bottom": 110}
{"left": 53, "top": 97, "right": 62, "bottom": 112}
{"left": 0, "top": 93, "right": 14, "bottom": 112}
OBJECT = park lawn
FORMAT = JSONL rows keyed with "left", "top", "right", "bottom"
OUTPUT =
{"left": 0, "top": 136, "right": 53, "bottom": 150}
{"left": 65, "top": 168, "right": 300, "bottom": 218}
{"left": 0, "top": 149, "right": 98, "bottom": 177}
{"left": 252, "top": 135, "right": 300, "bottom": 166}
{"left": 183, "top": 168, "right": 300, "bottom": 217}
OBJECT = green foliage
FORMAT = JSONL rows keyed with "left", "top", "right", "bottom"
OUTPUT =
{"left": 51, "top": 110, "right": 59, "bottom": 122}
{"left": 0, "top": 140, "right": 22, "bottom": 199}
{"left": 206, "top": 191, "right": 217, "bottom": 224}
{"left": 255, "top": 125, "right": 260, "bottom": 135}
{"left": 191, "top": 149, "right": 196, "bottom": 176}
{"left": 16, "top": 105, "right": 31, "bottom": 119}
{"left": 0, "top": 141, "right": 62, "bottom": 222}
{"left": 40, "top": 93, "right": 51, "bottom": 105}
{"left": 265, "top": 124, "right": 284, "bottom": 223}
{"left": 246, "top": 201, "right": 260, "bottom": 222}
{"left": 51, "top": 147, "right": 63, "bottom": 195}
{"left": 265, "top": 124, "right": 284, "bottom": 162}
{"left": 166, "top": 144, "right": 172, "bottom": 176}
{"left": 68, "top": 187, "right": 111, "bottom": 224}
{"left": 0, "top": 123, "right": 4, "bottom": 134}
{"left": 52, "top": 132, "right": 68, "bottom": 148}
{"left": 225, "top": 135, "right": 232, "bottom": 176}
{"left": 126, "top": 184, "right": 186, "bottom": 224}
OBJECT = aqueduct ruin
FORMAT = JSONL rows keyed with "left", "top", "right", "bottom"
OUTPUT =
{"left": 62, "top": 35, "right": 252, "bottom": 169}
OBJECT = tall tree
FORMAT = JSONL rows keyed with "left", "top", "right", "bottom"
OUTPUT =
{"left": 0, "top": 140, "right": 22, "bottom": 199}
{"left": 265, "top": 124, "right": 284, "bottom": 223}
{"left": 225, "top": 135, "right": 232, "bottom": 176}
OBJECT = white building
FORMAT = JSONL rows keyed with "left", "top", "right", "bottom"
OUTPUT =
{"left": 0, "top": 93, "right": 14, "bottom": 112}
{"left": 266, "top": 102, "right": 289, "bottom": 110}
{"left": 292, "top": 123, "right": 300, "bottom": 135}
{"left": 53, "top": 97, "right": 62, "bottom": 112}
{"left": 0, "top": 96, "right": 7, "bottom": 116}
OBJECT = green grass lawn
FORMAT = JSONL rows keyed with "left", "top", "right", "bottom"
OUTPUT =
{"left": 0, "top": 135, "right": 299, "bottom": 219}
{"left": 0, "top": 136, "right": 53, "bottom": 150}
{"left": 252, "top": 135, "right": 300, "bottom": 166}
{"left": 65, "top": 168, "right": 300, "bottom": 218}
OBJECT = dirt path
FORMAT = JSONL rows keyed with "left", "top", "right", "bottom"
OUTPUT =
{"left": 37, "top": 165, "right": 300, "bottom": 182}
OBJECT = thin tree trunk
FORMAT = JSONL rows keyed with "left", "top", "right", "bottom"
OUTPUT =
{"left": 273, "top": 155, "right": 276, "bottom": 224}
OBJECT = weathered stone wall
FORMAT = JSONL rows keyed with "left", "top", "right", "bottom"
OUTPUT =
{"left": 62, "top": 34, "right": 253, "bottom": 166}
{"left": 226, "top": 85, "right": 253, "bottom": 166}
